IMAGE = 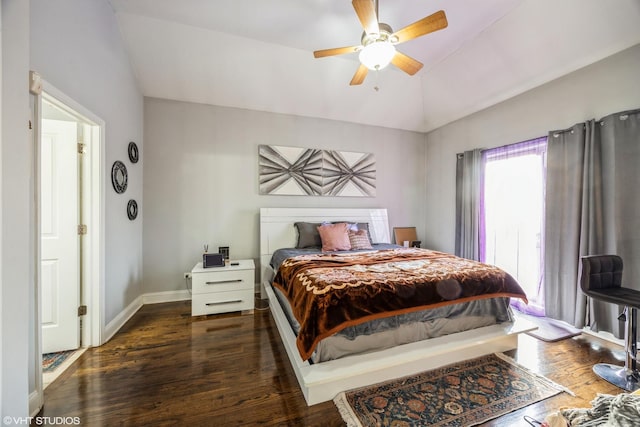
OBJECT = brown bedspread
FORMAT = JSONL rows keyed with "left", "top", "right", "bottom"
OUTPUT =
{"left": 272, "top": 248, "right": 528, "bottom": 361}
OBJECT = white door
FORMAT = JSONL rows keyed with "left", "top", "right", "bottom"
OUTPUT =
{"left": 41, "top": 118, "right": 80, "bottom": 353}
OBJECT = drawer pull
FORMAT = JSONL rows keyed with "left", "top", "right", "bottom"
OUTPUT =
{"left": 206, "top": 300, "right": 242, "bottom": 306}
{"left": 205, "top": 279, "right": 243, "bottom": 285}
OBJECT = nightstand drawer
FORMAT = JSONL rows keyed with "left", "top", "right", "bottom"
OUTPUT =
{"left": 192, "top": 269, "right": 253, "bottom": 294}
{"left": 191, "top": 289, "right": 254, "bottom": 316}
{"left": 190, "top": 259, "right": 255, "bottom": 316}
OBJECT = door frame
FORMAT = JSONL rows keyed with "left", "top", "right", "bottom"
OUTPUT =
{"left": 31, "top": 76, "right": 105, "bottom": 413}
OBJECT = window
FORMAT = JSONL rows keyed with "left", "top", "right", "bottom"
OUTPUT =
{"left": 480, "top": 137, "right": 547, "bottom": 315}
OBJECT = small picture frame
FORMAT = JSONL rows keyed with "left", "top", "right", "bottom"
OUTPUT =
{"left": 128, "top": 141, "right": 139, "bottom": 164}
{"left": 218, "top": 246, "right": 229, "bottom": 262}
{"left": 127, "top": 199, "right": 138, "bottom": 220}
{"left": 111, "top": 160, "right": 128, "bottom": 194}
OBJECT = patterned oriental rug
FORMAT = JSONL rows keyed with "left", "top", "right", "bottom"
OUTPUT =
{"left": 42, "top": 350, "right": 77, "bottom": 373}
{"left": 334, "top": 353, "right": 571, "bottom": 427}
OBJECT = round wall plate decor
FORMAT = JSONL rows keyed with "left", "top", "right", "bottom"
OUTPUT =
{"left": 128, "top": 141, "right": 139, "bottom": 163}
{"left": 127, "top": 199, "right": 138, "bottom": 220}
{"left": 111, "top": 160, "right": 128, "bottom": 194}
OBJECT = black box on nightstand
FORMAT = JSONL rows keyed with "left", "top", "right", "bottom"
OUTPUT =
{"left": 203, "top": 253, "right": 225, "bottom": 268}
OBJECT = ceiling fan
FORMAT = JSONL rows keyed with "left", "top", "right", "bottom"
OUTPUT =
{"left": 313, "top": 0, "right": 448, "bottom": 85}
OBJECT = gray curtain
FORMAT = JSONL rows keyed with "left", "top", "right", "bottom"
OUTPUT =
{"left": 455, "top": 149, "right": 482, "bottom": 260}
{"left": 544, "top": 120, "right": 602, "bottom": 328}
{"left": 591, "top": 110, "right": 640, "bottom": 335}
{"left": 545, "top": 109, "right": 640, "bottom": 336}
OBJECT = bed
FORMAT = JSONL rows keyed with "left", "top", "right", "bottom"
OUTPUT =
{"left": 260, "top": 207, "right": 535, "bottom": 405}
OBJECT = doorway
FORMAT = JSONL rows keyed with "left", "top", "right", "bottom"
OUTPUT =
{"left": 32, "top": 78, "right": 105, "bottom": 407}
{"left": 480, "top": 137, "right": 547, "bottom": 316}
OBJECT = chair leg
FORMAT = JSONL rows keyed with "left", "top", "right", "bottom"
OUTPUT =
{"left": 628, "top": 307, "right": 638, "bottom": 372}
{"left": 593, "top": 307, "right": 640, "bottom": 392}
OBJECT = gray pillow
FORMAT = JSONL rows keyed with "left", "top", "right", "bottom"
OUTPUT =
{"left": 294, "top": 222, "right": 322, "bottom": 248}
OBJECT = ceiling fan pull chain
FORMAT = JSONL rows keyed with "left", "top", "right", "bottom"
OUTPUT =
{"left": 374, "top": 68, "right": 380, "bottom": 92}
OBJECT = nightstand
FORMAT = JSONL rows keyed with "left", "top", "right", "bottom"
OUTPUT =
{"left": 191, "top": 259, "right": 255, "bottom": 316}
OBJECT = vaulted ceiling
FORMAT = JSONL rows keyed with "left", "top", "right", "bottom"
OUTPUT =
{"left": 109, "top": 0, "right": 640, "bottom": 132}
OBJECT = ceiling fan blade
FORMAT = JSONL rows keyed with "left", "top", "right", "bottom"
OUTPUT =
{"left": 352, "top": 0, "right": 379, "bottom": 35}
{"left": 392, "top": 10, "right": 448, "bottom": 44}
{"left": 391, "top": 51, "right": 424, "bottom": 75}
{"left": 313, "top": 45, "right": 362, "bottom": 58}
{"left": 350, "top": 64, "right": 368, "bottom": 86}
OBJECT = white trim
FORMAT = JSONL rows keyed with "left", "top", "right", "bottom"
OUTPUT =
{"left": 43, "top": 348, "right": 86, "bottom": 390}
{"left": 40, "top": 80, "right": 105, "bottom": 348}
{"left": 0, "top": 2, "right": 3, "bottom": 411}
{"left": 88, "top": 123, "right": 105, "bottom": 347}
{"left": 31, "top": 80, "right": 105, "bottom": 416}
{"left": 30, "top": 86, "right": 44, "bottom": 417}
{"left": 29, "top": 391, "right": 42, "bottom": 417}
{"left": 581, "top": 327, "right": 626, "bottom": 347}
{"left": 142, "top": 290, "right": 191, "bottom": 305}
{"left": 104, "top": 296, "right": 143, "bottom": 343}
{"left": 103, "top": 291, "right": 192, "bottom": 343}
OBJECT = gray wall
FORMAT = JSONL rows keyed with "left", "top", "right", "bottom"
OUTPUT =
{"left": 143, "top": 98, "right": 427, "bottom": 293}
{"left": 30, "top": 0, "right": 144, "bottom": 324}
{"left": 2, "top": 0, "right": 143, "bottom": 416}
{"left": 424, "top": 43, "right": 640, "bottom": 254}
{"left": 2, "top": 0, "right": 31, "bottom": 418}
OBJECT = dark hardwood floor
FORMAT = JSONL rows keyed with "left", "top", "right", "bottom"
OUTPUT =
{"left": 39, "top": 301, "right": 626, "bottom": 426}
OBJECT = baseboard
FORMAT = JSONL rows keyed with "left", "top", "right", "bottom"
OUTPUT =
{"left": 103, "top": 291, "right": 191, "bottom": 344}
{"left": 142, "top": 289, "right": 191, "bottom": 305}
{"left": 29, "top": 389, "right": 43, "bottom": 417}
{"left": 104, "top": 295, "right": 143, "bottom": 343}
{"left": 581, "top": 327, "right": 626, "bottom": 348}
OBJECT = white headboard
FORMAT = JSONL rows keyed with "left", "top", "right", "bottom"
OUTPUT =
{"left": 259, "top": 207, "right": 390, "bottom": 296}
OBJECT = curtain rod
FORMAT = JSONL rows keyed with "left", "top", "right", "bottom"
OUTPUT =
{"left": 552, "top": 108, "right": 640, "bottom": 138}
{"left": 457, "top": 135, "right": 545, "bottom": 157}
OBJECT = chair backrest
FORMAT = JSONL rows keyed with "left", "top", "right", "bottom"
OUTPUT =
{"left": 580, "top": 255, "right": 623, "bottom": 294}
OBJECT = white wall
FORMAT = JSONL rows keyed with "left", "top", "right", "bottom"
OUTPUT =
{"left": 30, "top": 0, "right": 144, "bottom": 324}
{"left": 143, "top": 98, "right": 427, "bottom": 293}
{"left": 0, "top": 0, "right": 3, "bottom": 413}
{"left": 1, "top": 0, "right": 30, "bottom": 418}
{"left": 424, "top": 43, "right": 640, "bottom": 254}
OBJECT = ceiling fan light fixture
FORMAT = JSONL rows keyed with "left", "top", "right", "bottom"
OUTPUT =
{"left": 359, "top": 40, "right": 396, "bottom": 70}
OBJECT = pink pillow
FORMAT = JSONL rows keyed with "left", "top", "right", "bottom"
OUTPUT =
{"left": 348, "top": 229, "right": 373, "bottom": 250}
{"left": 317, "top": 223, "right": 351, "bottom": 252}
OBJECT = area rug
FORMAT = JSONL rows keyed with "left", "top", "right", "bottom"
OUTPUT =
{"left": 520, "top": 313, "right": 582, "bottom": 342}
{"left": 334, "top": 353, "right": 572, "bottom": 427}
{"left": 42, "top": 350, "right": 76, "bottom": 373}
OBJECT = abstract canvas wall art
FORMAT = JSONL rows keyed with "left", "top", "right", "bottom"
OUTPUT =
{"left": 259, "top": 145, "right": 376, "bottom": 197}
{"left": 322, "top": 150, "right": 376, "bottom": 197}
{"left": 259, "top": 145, "right": 323, "bottom": 196}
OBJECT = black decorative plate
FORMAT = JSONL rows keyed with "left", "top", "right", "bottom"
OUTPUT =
{"left": 128, "top": 141, "right": 139, "bottom": 163}
{"left": 111, "top": 161, "right": 128, "bottom": 194}
{"left": 127, "top": 199, "right": 138, "bottom": 220}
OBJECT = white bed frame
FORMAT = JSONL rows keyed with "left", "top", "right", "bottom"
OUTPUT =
{"left": 259, "top": 207, "right": 535, "bottom": 405}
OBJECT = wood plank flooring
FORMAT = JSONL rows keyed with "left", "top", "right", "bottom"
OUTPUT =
{"left": 39, "top": 301, "right": 626, "bottom": 426}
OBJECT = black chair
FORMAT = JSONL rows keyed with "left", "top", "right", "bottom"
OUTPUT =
{"left": 580, "top": 255, "right": 640, "bottom": 391}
